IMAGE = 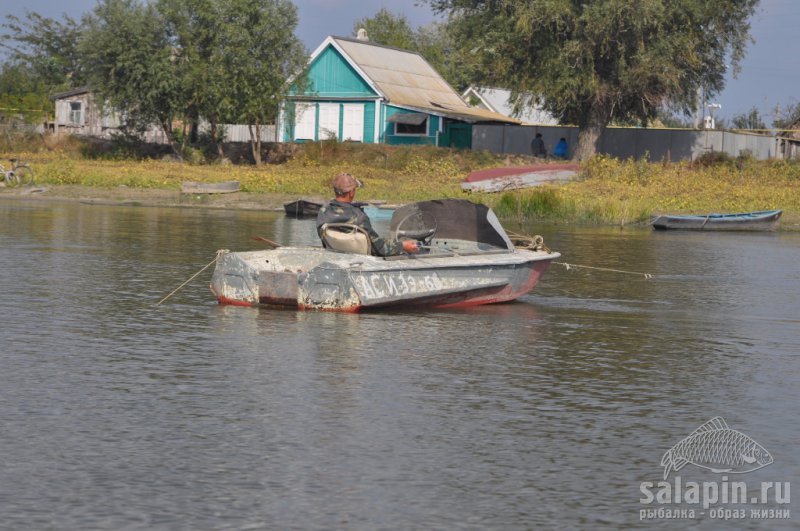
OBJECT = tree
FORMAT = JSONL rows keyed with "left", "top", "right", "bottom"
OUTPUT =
{"left": 353, "top": 8, "right": 416, "bottom": 50}
{"left": 0, "top": 61, "right": 51, "bottom": 124}
{"left": 158, "top": 0, "right": 237, "bottom": 159}
{"left": 80, "top": 0, "right": 184, "bottom": 155}
{"left": 731, "top": 107, "right": 766, "bottom": 131}
{"left": 772, "top": 101, "right": 800, "bottom": 131}
{"left": 220, "top": 0, "right": 307, "bottom": 165}
{"left": 427, "top": 0, "right": 759, "bottom": 160}
{"left": 1, "top": 11, "right": 86, "bottom": 90}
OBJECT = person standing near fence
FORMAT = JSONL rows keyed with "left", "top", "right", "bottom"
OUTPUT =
{"left": 530, "top": 133, "right": 547, "bottom": 158}
{"left": 553, "top": 137, "right": 569, "bottom": 159}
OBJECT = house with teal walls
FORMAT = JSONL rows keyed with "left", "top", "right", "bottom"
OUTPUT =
{"left": 280, "top": 34, "right": 518, "bottom": 148}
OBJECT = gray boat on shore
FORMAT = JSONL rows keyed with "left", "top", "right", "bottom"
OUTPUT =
{"left": 651, "top": 209, "right": 782, "bottom": 231}
{"left": 210, "top": 199, "right": 559, "bottom": 311}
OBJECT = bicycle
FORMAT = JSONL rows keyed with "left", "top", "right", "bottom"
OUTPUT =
{"left": 0, "top": 158, "right": 34, "bottom": 187}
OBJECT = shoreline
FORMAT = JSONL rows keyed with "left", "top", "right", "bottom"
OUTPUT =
{"left": 0, "top": 184, "right": 309, "bottom": 212}
{"left": 2, "top": 184, "right": 799, "bottom": 230}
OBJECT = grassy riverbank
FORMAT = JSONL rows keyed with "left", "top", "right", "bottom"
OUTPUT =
{"left": 3, "top": 137, "right": 799, "bottom": 227}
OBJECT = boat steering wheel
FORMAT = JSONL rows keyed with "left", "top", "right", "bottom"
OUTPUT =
{"left": 392, "top": 211, "right": 437, "bottom": 246}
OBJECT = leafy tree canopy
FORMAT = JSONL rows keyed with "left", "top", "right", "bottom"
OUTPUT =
{"left": 2, "top": 11, "right": 86, "bottom": 90}
{"left": 426, "top": 0, "right": 759, "bottom": 160}
{"left": 353, "top": 8, "right": 416, "bottom": 50}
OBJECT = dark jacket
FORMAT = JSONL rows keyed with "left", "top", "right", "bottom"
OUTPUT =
{"left": 316, "top": 200, "right": 402, "bottom": 256}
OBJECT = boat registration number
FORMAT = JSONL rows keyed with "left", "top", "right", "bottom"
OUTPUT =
{"left": 354, "top": 272, "right": 445, "bottom": 299}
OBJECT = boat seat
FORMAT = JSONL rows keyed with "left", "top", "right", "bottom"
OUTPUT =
{"left": 320, "top": 223, "right": 372, "bottom": 255}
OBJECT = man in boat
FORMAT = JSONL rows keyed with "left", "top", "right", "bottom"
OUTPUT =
{"left": 316, "top": 173, "right": 419, "bottom": 256}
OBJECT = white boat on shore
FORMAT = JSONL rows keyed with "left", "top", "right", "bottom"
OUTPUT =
{"left": 462, "top": 163, "right": 581, "bottom": 193}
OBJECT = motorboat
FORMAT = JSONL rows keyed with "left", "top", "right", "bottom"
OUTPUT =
{"left": 210, "top": 199, "right": 559, "bottom": 311}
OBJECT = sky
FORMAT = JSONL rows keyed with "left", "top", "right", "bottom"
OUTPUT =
{"left": 2, "top": 0, "right": 798, "bottom": 126}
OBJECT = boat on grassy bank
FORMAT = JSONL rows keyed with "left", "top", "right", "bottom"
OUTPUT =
{"left": 651, "top": 210, "right": 782, "bottom": 231}
{"left": 210, "top": 199, "right": 558, "bottom": 311}
{"left": 461, "top": 163, "right": 581, "bottom": 193}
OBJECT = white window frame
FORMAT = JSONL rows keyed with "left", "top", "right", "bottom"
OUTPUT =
{"left": 69, "top": 101, "right": 83, "bottom": 125}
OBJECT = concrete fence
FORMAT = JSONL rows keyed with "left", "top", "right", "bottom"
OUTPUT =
{"left": 473, "top": 125, "right": 784, "bottom": 161}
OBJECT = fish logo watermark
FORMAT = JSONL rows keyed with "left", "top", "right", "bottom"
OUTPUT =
{"left": 640, "top": 417, "right": 791, "bottom": 521}
{"left": 660, "top": 416, "right": 773, "bottom": 480}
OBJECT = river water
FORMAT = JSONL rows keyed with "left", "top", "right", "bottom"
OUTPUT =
{"left": 0, "top": 199, "right": 797, "bottom": 530}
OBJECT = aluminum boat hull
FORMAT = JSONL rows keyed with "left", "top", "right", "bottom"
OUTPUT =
{"left": 651, "top": 210, "right": 782, "bottom": 231}
{"left": 210, "top": 246, "right": 558, "bottom": 311}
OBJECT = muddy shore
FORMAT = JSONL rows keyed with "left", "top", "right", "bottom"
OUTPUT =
{"left": 0, "top": 184, "right": 313, "bottom": 212}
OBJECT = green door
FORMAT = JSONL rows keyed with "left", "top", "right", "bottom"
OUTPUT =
{"left": 445, "top": 122, "right": 472, "bottom": 149}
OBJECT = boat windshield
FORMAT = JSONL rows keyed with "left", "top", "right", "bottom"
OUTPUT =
{"left": 389, "top": 199, "right": 514, "bottom": 250}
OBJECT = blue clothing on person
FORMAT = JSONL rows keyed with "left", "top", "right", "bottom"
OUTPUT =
{"left": 553, "top": 138, "right": 569, "bottom": 159}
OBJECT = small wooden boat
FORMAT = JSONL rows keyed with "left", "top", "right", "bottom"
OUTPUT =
{"left": 651, "top": 210, "right": 782, "bottom": 231}
{"left": 283, "top": 199, "right": 323, "bottom": 217}
{"left": 211, "top": 199, "right": 559, "bottom": 311}
{"left": 462, "top": 163, "right": 581, "bottom": 193}
{"left": 181, "top": 181, "right": 240, "bottom": 194}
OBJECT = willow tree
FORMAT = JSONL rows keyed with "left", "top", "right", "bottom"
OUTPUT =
{"left": 221, "top": 0, "right": 306, "bottom": 165}
{"left": 80, "top": 0, "right": 184, "bottom": 155}
{"left": 428, "top": 0, "right": 759, "bottom": 160}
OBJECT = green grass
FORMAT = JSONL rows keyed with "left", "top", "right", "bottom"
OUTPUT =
{"left": 3, "top": 135, "right": 799, "bottom": 226}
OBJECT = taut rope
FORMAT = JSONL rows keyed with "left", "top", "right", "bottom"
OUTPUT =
{"left": 156, "top": 250, "right": 227, "bottom": 306}
{"left": 507, "top": 231, "right": 653, "bottom": 279}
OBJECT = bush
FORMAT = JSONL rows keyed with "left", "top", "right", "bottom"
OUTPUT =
{"left": 693, "top": 151, "right": 733, "bottom": 167}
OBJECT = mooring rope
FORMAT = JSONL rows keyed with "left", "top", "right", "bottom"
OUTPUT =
{"left": 507, "top": 230, "right": 653, "bottom": 279}
{"left": 156, "top": 250, "right": 227, "bottom": 306}
{"left": 553, "top": 261, "right": 653, "bottom": 279}
{"left": 506, "top": 230, "right": 551, "bottom": 252}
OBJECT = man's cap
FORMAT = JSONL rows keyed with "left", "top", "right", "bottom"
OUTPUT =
{"left": 332, "top": 173, "right": 362, "bottom": 194}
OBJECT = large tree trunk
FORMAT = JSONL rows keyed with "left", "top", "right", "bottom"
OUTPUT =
{"left": 210, "top": 121, "right": 225, "bottom": 160}
{"left": 248, "top": 123, "right": 262, "bottom": 166}
{"left": 159, "top": 117, "right": 182, "bottom": 159}
{"left": 574, "top": 99, "right": 613, "bottom": 161}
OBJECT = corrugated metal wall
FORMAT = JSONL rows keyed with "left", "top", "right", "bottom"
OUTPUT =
{"left": 473, "top": 125, "right": 784, "bottom": 161}
{"left": 204, "top": 124, "right": 277, "bottom": 143}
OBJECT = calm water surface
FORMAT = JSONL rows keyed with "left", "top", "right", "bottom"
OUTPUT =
{"left": 0, "top": 199, "right": 797, "bottom": 530}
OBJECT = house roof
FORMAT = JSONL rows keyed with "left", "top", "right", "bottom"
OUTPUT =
{"left": 309, "top": 37, "right": 519, "bottom": 124}
{"left": 462, "top": 87, "right": 557, "bottom": 125}
{"left": 51, "top": 87, "right": 92, "bottom": 100}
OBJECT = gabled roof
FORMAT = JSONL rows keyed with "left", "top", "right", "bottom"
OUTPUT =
{"left": 463, "top": 87, "right": 557, "bottom": 125}
{"left": 51, "top": 87, "right": 92, "bottom": 100}
{"left": 308, "top": 36, "right": 519, "bottom": 124}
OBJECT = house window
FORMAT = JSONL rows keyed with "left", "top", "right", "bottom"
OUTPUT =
{"left": 318, "top": 103, "right": 340, "bottom": 139}
{"left": 69, "top": 102, "right": 83, "bottom": 125}
{"left": 395, "top": 121, "right": 427, "bottom": 135}
{"left": 293, "top": 103, "right": 316, "bottom": 140}
{"left": 342, "top": 104, "right": 364, "bottom": 142}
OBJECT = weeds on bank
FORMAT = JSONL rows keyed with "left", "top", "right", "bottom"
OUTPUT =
{"left": 3, "top": 134, "right": 799, "bottom": 224}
